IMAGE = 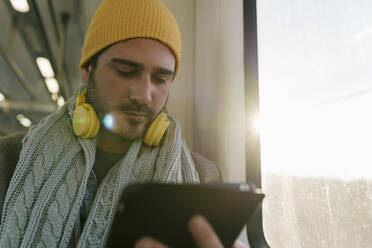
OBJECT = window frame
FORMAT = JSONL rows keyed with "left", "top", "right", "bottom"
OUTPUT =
{"left": 243, "top": 0, "right": 261, "bottom": 188}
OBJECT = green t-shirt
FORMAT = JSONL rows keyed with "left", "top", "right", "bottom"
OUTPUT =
{"left": 93, "top": 149, "right": 124, "bottom": 185}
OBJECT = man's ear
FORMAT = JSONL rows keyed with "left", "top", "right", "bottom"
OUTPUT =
{"left": 81, "top": 65, "right": 92, "bottom": 82}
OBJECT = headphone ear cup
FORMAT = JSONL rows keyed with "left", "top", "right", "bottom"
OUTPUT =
{"left": 144, "top": 114, "right": 162, "bottom": 144}
{"left": 73, "top": 103, "right": 100, "bottom": 139}
{"left": 92, "top": 110, "right": 101, "bottom": 137}
{"left": 153, "top": 119, "right": 170, "bottom": 146}
{"left": 73, "top": 105, "right": 91, "bottom": 138}
{"left": 85, "top": 104, "right": 100, "bottom": 139}
{"left": 143, "top": 112, "right": 170, "bottom": 147}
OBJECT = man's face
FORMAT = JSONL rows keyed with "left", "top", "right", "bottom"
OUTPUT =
{"left": 82, "top": 38, "right": 175, "bottom": 141}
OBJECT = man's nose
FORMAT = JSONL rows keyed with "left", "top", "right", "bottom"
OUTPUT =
{"left": 129, "top": 75, "right": 153, "bottom": 106}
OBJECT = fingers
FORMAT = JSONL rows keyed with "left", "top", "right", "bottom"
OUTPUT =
{"left": 135, "top": 237, "right": 168, "bottom": 248}
{"left": 135, "top": 216, "right": 244, "bottom": 248}
{"left": 232, "top": 240, "right": 247, "bottom": 248}
{"left": 188, "top": 215, "right": 224, "bottom": 248}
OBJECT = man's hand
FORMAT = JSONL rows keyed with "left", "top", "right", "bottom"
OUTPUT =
{"left": 188, "top": 215, "right": 224, "bottom": 248}
{"left": 135, "top": 215, "right": 246, "bottom": 248}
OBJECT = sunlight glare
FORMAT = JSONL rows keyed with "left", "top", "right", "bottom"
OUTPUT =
{"left": 103, "top": 113, "right": 115, "bottom": 130}
{"left": 253, "top": 115, "right": 261, "bottom": 132}
{"left": 260, "top": 92, "right": 372, "bottom": 180}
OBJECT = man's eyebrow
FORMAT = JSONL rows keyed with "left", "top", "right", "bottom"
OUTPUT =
{"left": 154, "top": 67, "right": 174, "bottom": 76}
{"left": 109, "top": 58, "right": 174, "bottom": 76}
{"left": 109, "top": 58, "right": 144, "bottom": 69}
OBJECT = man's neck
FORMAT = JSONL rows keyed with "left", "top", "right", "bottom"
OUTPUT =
{"left": 97, "top": 129, "right": 132, "bottom": 154}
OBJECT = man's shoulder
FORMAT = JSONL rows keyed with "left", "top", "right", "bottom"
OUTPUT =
{"left": 0, "top": 131, "right": 27, "bottom": 175}
{"left": 190, "top": 152, "right": 220, "bottom": 183}
{"left": 0, "top": 131, "right": 26, "bottom": 162}
{"left": 0, "top": 132, "right": 26, "bottom": 217}
{"left": 0, "top": 131, "right": 26, "bottom": 145}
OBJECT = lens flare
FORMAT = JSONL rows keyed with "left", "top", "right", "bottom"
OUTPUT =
{"left": 103, "top": 113, "right": 115, "bottom": 130}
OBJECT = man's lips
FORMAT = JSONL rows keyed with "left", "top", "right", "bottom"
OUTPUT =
{"left": 121, "top": 111, "right": 150, "bottom": 121}
{"left": 122, "top": 111, "right": 149, "bottom": 117}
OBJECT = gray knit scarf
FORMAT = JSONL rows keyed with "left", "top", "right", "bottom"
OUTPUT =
{"left": 0, "top": 96, "right": 199, "bottom": 247}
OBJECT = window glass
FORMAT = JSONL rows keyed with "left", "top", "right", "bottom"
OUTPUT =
{"left": 257, "top": 0, "right": 372, "bottom": 247}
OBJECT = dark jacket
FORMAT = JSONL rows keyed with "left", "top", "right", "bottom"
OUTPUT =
{"left": 0, "top": 132, "right": 220, "bottom": 219}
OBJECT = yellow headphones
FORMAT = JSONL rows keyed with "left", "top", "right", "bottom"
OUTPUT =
{"left": 72, "top": 88, "right": 170, "bottom": 146}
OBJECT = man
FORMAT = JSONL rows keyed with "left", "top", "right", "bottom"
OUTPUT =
{"left": 0, "top": 0, "right": 244, "bottom": 247}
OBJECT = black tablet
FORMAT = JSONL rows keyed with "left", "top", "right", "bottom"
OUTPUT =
{"left": 108, "top": 183, "right": 264, "bottom": 248}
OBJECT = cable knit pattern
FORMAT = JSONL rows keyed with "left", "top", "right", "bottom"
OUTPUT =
{"left": 0, "top": 94, "right": 199, "bottom": 247}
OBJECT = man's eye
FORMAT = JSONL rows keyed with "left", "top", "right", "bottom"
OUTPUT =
{"left": 115, "top": 69, "right": 137, "bottom": 77}
{"left": 152, "top": 76, "right": 168, "bottom": 84}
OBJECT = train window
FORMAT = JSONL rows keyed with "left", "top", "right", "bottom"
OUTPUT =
{"left": 257, "top": 0, "right": 372, "bottom": 247}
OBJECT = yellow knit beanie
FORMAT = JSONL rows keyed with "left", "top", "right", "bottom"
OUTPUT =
{"left": 80, "top": 0, "right": 181, "bottom": 78}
